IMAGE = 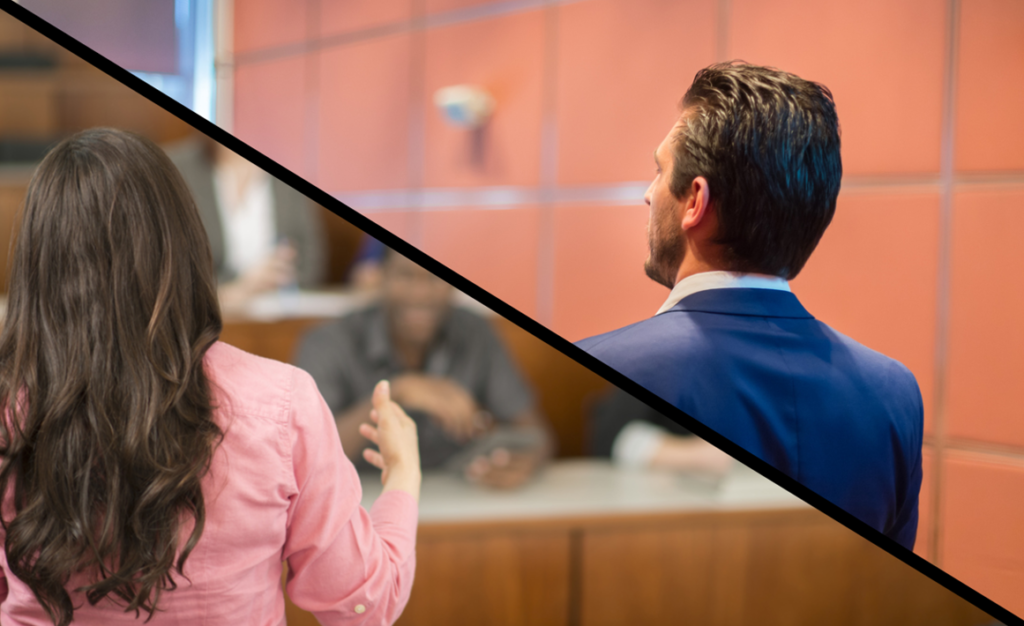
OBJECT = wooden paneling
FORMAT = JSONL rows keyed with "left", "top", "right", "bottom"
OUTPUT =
{"left": 282, "top": 566, "right": 319, "bottom": 626}
{"left": 0, "top": 12, "right": 52, "bottom": 53}
{"left": 219, "top": 317, "right": 326, "bottom": 365}
{"left": 282, "top": 507, "right": 992, "bottom": 626}
{"left": 283, "top": 530, "right": 571, "bottom": 626}
{"left": 318, "top": 205, "right": 365, "bottom": 285}
{"left": 0, "top": 176, "right": 28, "bottom": 292}
{"left": 55, "top": 67, "right": 192, "bottom": 144}
{"left": 1, "top": 13, "right": 192, "bottom": 145}
{"left": 397, "top": 531, "right": 571, "bottom": 626}
{"left": 580, "top": 515, "right": 991, "bottom": 626}
{"left": 0, "top": 74, "right": 58, "bottom": 137}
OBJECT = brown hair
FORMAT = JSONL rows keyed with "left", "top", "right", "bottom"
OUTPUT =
{"left": 0, "top": 128, "right": 223, "bottom": 624}
{"left": 672, "top": 62, "right": 842, "bottom": 279}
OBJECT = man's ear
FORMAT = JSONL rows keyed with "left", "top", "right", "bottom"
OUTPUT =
{"left": 680, "top": 176, "right": 711, "bottom": 231}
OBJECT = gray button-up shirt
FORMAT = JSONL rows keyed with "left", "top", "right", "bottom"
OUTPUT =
{"left": 294, "top": 304, "right": 535, "bottom": 468}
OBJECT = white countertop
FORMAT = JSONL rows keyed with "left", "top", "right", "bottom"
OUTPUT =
{"left": 360, "top": 459, "right": 807, "bottom": 524}
{"left": 238, "top": 289, "right": 375, "bottom": 322}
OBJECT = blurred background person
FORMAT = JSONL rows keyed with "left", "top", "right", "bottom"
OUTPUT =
{"left": 589, "top": 387, "right": 732, "bottom": 475}
{"left": 165, "top": 134, "right": 326, "bottom": 317}
{"left": 295, "top": 248, "right": 553, "bottom": 490}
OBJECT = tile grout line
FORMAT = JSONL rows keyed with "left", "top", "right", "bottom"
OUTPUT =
{"left": 303, "top": 0, "right": 321, "bottom": 184}
{"left": 334, "top": 172, "right": 1024, "bottom": 213}
{"left": 930, "top": 0, "right": 961, "bottom": 566}
{"left": 409, "top": 0, "right": 428, "bottom": 248}
{"left": 212, "top": 0, "right": 234, "bottom": 131}
{"left": 716, "top": 0, "right": 730, "bottom": 61}
{"left": 941, "top": 438, "right": 1024, "bottom": 461}
{"left": 536, "top": 0, "right": 560, "bottom": 327}
{"left": 233, "top": 0, "right": 591, "bottom": 68}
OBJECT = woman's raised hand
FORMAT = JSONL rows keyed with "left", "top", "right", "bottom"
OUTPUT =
{"left": 359, "top": 380, "right": 421, "bottom": 500}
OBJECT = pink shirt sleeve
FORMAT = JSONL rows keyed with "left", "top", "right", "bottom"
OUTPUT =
{"left": 281, "top": 369, "right": 418, "bottom": 626}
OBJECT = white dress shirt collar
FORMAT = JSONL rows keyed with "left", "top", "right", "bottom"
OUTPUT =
{"left": 656, "top": 271, "right": 791, "bottom": 315}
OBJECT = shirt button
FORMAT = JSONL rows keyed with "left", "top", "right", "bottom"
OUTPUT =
{"left": 354, "top": 604, "right": 366, "bottom": 614}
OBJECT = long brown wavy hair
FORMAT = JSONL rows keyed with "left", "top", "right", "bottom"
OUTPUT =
{"left": 0, "top": 128, "right": 223, "bottom": 625}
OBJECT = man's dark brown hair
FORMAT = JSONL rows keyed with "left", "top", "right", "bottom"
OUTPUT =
{"left": 671, "top": 62, "right": 843, "bottom": 279}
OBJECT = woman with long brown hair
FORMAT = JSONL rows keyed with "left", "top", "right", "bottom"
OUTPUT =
{"left": 0, "top": 128, "right": 421, "bottom": 625}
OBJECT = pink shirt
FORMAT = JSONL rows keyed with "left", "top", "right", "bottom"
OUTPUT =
{"left": 0, "top": 341, "right": 418, "bottom": 625}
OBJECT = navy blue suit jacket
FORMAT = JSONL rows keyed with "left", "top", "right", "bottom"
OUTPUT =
{"left": 577, "top": 288, "right": 923, "bottom": 549}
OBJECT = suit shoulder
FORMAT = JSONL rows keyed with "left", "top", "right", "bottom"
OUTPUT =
{"left": 818, "top": 323, "right": 922, "bottom": 399}
{"left": 577, "top": 314, "right": 703, "bottom": 356}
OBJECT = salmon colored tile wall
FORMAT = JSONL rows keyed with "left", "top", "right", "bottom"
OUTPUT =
{"left": 551, "top": 203, "right": 665, "bottom": 340}
{"left": 728, "top": 0, "right": 947, "bottom": 176}
{"left": 318, "top": 0, "right": 413, "bottom": 37}
{"left": 792, "top": 191, "right": 940, "bottom": 434}
{"left": 947, "top": 188, "right": 1024, "bottom": 448}
{"left": 232, "top": 0, "right": 1024, "bottom": 615}
{"left": 233, "top": 0, "right": 307, "bottom": 55}
{"left": 424, "top": 0, "right": 496, "bottom": 16}
{"left": 955, "top": 0, "right": 1024, "bottom": 172}
{"left": 316, "top": 33, "right": 414, "bottom": 191}
{"left": 234, "top": 55, "right": 310, "bottom": 177}
{"left": 423, "top": 10, "right": 546, "bottom": 187}
{"left": 419, "top": 206, "right": 542, "bottom": 317}
{"left": 941, "top": 451, "right": 1024, "bottom": 612}
{"left": 555, "top": 0, "right": 716, "bottom": 185}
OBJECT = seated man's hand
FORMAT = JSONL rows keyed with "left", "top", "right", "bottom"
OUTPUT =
{"left": 391, "top": 374, "right": 488, "bottom": 442}
{"left": 651, "top": 435, "right": 733, "bottom": 475}
{"left": 463, "top": 447, "right": 543, "bottom": 490}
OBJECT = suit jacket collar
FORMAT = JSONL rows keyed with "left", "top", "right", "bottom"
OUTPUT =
{"left": 666, "top": 288, "right": 814, "bottom": 319}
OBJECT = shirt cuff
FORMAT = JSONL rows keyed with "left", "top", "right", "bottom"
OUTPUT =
{"left": 611, "top": 421, "right": 669, "bottom": 469}
{"left": 369, "top": 490, "right": 419, "bottom": 561}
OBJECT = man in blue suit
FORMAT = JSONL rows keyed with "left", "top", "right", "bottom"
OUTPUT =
{"left": 577, "top": 63, "right": 923, "bottom": 550}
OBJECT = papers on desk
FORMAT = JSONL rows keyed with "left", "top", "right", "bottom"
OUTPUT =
{"left": 242, "top": 290, "right": 373, "bottom": 322}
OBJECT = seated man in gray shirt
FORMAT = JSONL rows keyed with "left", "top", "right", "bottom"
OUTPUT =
{"left": 295, "top": 248, "right": 552, "bottom": 489}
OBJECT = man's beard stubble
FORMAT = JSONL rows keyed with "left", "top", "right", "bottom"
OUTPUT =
{"left": 644, "top": 217, "right": 686, "bottom": 290}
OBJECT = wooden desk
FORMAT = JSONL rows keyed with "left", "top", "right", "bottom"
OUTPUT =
{"left": 284, "top": 461, "right": 991, "bottom": 626}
